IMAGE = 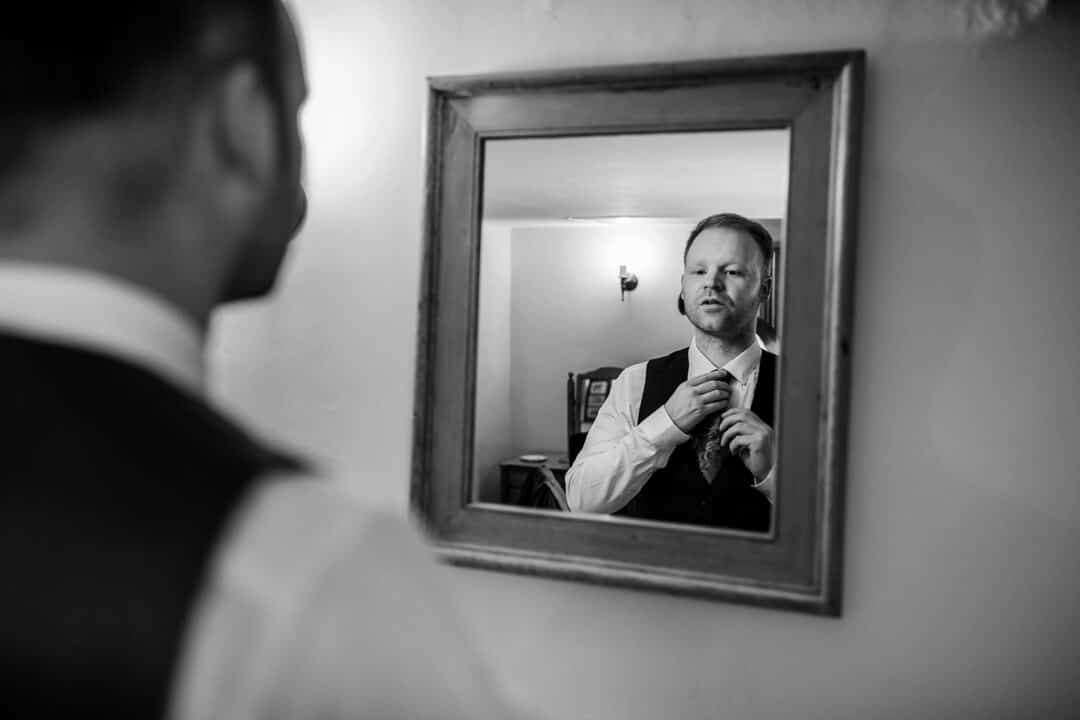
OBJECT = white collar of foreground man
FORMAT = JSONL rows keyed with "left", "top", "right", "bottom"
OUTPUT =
{"left": 689, "top": 335, "right": 762, "bottom": 385}
{"left": 0, "top": 261, "right": 205, "bottom": 397}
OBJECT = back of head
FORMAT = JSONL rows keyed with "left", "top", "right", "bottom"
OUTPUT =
{"left": 1, "top": 1, "right": 283, "bottom": 180}
{"left": 1, "top": 2, "right": 308, "bottom": 320}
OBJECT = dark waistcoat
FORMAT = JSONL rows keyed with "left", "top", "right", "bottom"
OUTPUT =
{"left": 615, "top": 347, "right": 776, "bottom": 532}
{"left": 0, "top": 332, "right": 303, "bottom": 719}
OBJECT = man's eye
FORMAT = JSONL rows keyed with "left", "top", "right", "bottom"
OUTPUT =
{"left": 725, "top": 269, "right": 744, "bottom": 277}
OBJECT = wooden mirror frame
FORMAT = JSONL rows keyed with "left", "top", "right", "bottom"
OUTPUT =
{"left": 412, "top": 51, "right": 863, "bottom": 615}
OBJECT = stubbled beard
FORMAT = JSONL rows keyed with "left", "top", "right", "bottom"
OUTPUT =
{"left": 688, "top": 302, "right": 758, "bottom": 344}
{"left": 222, "top": 182, "right": 295, "bottom": 302}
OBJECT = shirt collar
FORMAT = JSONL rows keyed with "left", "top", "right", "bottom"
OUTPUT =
{"left": 0, "top": 262, "right": 205, "bottom": 396}
{"left": 689, "top": 335, "right": 762, "bottom": 384}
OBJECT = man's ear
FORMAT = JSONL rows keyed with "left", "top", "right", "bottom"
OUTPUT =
{"left": 760, "top": 275, "right": 773, "bottom": 301}
{"left": 212, "top": 62, "right": 276, "bottom": 187}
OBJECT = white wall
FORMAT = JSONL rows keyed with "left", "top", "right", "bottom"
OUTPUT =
{"left": 475, "top": 222, "right": 514, "bottom": 501}
{"left": 209, "top": 2, "right": 1080, "bottom": 717}
{"left": 506, "top": 223, "right": 691, "bottom": 453}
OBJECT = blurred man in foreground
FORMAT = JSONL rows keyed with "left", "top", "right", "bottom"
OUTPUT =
{"left": 0, "top": 2, "right": 515, "bottom": 718}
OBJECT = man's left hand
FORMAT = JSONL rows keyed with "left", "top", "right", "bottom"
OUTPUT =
{"left": 717, "top": 408, "right": 774, "bottom": 479}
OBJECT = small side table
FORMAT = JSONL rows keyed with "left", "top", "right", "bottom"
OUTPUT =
{"left": 498, "top": 452, "right": 569, "bottom": 506}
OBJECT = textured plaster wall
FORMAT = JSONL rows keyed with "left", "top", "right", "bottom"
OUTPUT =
{"left": 209, "top": 2, "right": 1080, "bottom": 717}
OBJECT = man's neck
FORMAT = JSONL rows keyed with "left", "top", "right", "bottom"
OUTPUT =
{"left": 0, "top": 139, "right": 225, "bottom": 332}
{"left": 694, "top": 328, "right": 756, "bottom": 369}
{"left": 0, "top": 204, "right": 218, "bottom": 332}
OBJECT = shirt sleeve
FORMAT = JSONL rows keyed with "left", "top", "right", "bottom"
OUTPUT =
{"left": 169, "top": 477, "right": 528, "bottom": 720}
{"left": 750, "top": 468, "right": 775, "bottom": 504}
{"left": 564, "top": 365, "right": 690, "bottom": 514}
{"left": 742, "top": 361, "right": 775, "bottom": 504}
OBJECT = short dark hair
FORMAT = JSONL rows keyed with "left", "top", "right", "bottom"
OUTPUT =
{"left": 683, "top": 213, "right": 774, "bottom": 268}
{"left": 678, "top": 213, "right": 775, "bottom": 315}
{"left": 1, "top": 1, "right": 284, "bottom": 178}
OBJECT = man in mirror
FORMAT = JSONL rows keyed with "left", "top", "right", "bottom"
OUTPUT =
{"left": 0, "top": 2, "right": 516, "bottom": 717}
{"left": 565, "top": 214, "right": 777, "bottom": 532}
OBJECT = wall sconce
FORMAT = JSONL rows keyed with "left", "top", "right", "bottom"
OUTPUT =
{"left": 619, "top": 265, "right": 639, "bottom": 301}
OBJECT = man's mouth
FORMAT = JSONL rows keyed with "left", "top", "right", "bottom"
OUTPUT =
{"left": 700, "top": 297, "right": 728, "bottom": 308}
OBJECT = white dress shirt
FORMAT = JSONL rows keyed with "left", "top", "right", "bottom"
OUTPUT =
{"left": 565, "top": 337, "right": 775, "bottom": 515}
{"left": 0, "top": 262, "right": 518, "bottom": 720}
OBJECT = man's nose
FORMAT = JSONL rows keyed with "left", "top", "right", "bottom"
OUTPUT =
{"left": 703, "top": 267, "right": 723, "bottom": 287}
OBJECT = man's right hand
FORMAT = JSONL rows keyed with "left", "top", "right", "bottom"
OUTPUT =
{"left": 663, "top": 370, "right": 732, "bottom": 434}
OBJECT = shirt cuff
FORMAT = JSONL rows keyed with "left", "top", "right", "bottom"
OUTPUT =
{"left": 751, "top": 468, "right": 775, "bottom": 503}
{"left": 638, "top": 406, "right": 691, "bottom": 449}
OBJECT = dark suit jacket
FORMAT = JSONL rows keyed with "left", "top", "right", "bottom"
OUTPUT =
{"left": 0, "top": 331, "right": 301, "bottom": 718}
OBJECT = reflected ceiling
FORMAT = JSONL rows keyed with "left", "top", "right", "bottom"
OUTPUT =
{"left": 482, "top": 129, "right": 790, "bottom": 224}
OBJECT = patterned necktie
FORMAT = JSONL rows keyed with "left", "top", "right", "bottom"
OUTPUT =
{"left": 691, "top": 369, "right": 733, "bottom": 484}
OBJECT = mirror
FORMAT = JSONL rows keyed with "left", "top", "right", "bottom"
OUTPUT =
{"left": 474, "top": 129, "right": 789, "bottom": 536}
{"left": 413, "top": 52, "right": 863, "bottom": 615}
